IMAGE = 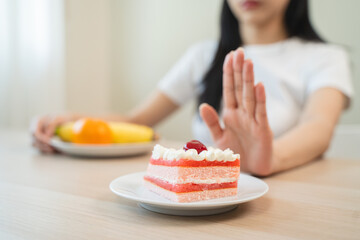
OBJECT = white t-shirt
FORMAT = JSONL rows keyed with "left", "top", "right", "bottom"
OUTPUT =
{"left": 158, "top": 38, "right": 353, "bottom": 145}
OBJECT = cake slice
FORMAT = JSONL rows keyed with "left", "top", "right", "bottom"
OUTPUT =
{"left": 144, "top": 140, "right": 240, "bottom": 202}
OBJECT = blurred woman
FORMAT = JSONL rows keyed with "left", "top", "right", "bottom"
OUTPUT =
{"left": 33, "top": 0, "right": 353, "bottom": 176}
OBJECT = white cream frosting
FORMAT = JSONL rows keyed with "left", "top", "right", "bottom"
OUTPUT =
{"left": 151, "top": 144, "right": 240, "bottom": 162}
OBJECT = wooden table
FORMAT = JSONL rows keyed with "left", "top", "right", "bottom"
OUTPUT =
{"left": 1, "top": 130, "right": 359, "bottom": 240}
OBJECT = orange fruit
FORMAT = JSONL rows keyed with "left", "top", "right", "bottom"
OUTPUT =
{"left": 72, "top": 118, "right": 113, "bottom": 144}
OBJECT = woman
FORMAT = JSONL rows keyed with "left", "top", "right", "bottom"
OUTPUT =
{"left": 33, "top": 0, "right": 353, "bottom": 176}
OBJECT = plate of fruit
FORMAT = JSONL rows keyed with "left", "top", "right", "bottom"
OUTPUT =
{"left": 50, "top": 118, "right": 157, "bottom": 157}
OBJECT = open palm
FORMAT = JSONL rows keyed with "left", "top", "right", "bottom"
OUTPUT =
{"left": 200, "top": 48, "right": 273, "bottom": 175}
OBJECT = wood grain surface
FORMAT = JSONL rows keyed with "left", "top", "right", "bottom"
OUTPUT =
{"left": 0, "top": 130, "right": 359, "bottom": 240}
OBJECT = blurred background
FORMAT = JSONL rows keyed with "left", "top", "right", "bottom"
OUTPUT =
{"left": 0, "top": 0, "right": 359, "bottom": 143}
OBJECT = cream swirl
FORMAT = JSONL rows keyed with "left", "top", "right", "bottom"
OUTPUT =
{"left": 151, "top": 144, "right": 240, "bottom": 162}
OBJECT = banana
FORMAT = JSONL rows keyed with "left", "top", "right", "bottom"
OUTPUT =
{"left": 56, "top": 122, "right": 75, "bottom": 142}
{"left": 109, "top": 122, "right": 153, "bottom": 143}
{"left": 56, "top": 121, "right": 154, "bottom": 143}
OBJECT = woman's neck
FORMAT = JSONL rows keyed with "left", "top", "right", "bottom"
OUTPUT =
{"left": 240, "top": 17, "right": 288, "bottom": 45}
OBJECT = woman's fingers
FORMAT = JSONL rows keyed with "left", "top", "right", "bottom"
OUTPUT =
{"left": 199, "top": 103, "right": 223, "bottom": 140}
{"left": 34, "top": 116, "right": 51, "bottom": 145}
{"left": 243, "top": 60, "right": 256, "bottom": 117}
{"left": 222, "top": 51, "right": 237, "bottom": 109}
{"left": 32, "top": 138, "right": 56, "bottom": 153}
{"left": 233, "top": 48, "right": 245, "bottom": 108}
{"left": 45, "top": 116, "right": 65, "bottom": 138}
{"left": 255, "top": 82, "right": 268, "bottom": 126}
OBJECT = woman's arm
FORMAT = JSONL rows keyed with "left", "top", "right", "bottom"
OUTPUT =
{"left": 272, "top": 88, "right": 345, "bottom": 173}
{"left": 125, "top": 91, "right": 179, "bottom": 126}
{"left": 97, "top": 91, "right": 179, "bottom": 126}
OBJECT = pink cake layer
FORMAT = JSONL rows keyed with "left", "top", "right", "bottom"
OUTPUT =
{"left": 144, "top": 180, "right": 237, "bottom": 203}
{"left": 146, "top": 164, "right": 240, "bottom": 183}
{"left": 144, "top": 175, "right": 237, "bottom": 193}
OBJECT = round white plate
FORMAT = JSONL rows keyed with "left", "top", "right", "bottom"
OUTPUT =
{"left": 50, "top": 137, "right": 156, "bottom": 157}
{"left": 110, "top": 172, "right": 268, "bottom": 216}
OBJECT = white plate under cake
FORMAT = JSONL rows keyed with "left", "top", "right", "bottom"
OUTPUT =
{"left": 109, "top": 172, "right": 268, "bottom": 216}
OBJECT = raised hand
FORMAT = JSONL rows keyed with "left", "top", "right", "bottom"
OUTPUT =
{"left": 200, "top": 48, "right": 274, "bottom": 176}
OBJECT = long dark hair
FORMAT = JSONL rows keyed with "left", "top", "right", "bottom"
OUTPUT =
{"left": 198, "top": 0, "right": 324, "bottom": 112}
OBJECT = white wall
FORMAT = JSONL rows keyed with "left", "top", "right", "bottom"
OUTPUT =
{"left": 0, "top": 0, "right": 65, "bottom": 129}
{"left": 110, "top": 0, "right": 221, "bottom": 140}
{"left": 65, "top": 0, "right": 112, "bottom": 114}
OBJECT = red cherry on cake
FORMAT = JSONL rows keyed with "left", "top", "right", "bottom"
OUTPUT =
{"left": 183, "top": 140, "right": 207, "bottom": 154}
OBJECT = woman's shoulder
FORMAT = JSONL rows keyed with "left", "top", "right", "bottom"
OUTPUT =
{"left": 185, "top": 40, "right": 218, "bottom": 61}
{"left": 188, "top": 39, "right": 218, "bottom": 52}
{"left": 292, "top": 38, "right": 349, "bottom": 59}
{"left": 293, "top": 38, "right": 353, "bottom": 101}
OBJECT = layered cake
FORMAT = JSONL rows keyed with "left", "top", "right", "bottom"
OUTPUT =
{"left": 144, "top": 140, "right": 240, "bottom": 202}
